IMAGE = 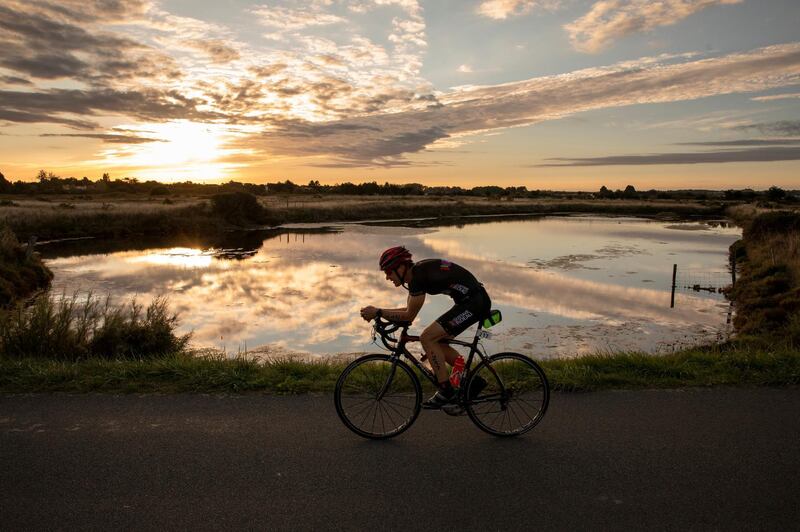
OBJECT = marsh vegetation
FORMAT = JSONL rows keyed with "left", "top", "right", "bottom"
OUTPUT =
{"left": 1, "top": 177, "right": 798, "bottom": 392}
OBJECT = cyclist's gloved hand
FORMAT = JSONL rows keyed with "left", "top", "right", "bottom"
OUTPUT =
{"left": 360, "top": 306, "right": 379, "bottom": 322}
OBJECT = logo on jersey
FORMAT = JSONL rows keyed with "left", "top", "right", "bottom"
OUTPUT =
{"left": 440, "top": 260, "right": 451, "bottom": 271}
{"left": 449, "top": 283, "right": 469, "bottom": 295}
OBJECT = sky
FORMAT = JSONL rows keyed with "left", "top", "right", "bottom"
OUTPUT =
{"left": 1, "top": 0, "right": 799, "bottom": 190}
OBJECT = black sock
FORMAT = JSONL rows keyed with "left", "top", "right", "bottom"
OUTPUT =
{"left": 438, "top": 381, "right": 454, "bottom": 397}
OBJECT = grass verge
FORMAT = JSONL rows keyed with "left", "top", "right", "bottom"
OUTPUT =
{"left": 1, "top": 342, "right": 797, "bottom": 394}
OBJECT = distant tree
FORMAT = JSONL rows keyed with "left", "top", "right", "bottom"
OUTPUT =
{"left": 724, "top": 189, "right": 742, "bottom": 200}
{"left": 766, "top": 186, "right": 786, "bottom": 201}
{"left": 0, "top": 171, "right": 10, "bottom": 193}
{"left": 598, "top": 185, "right": 614, "bottom": 199}
{"left": 101, "top": 172, "right": 110, "bottom": 183}
{"left": 623, "top": 185, "right": 637, "bottom": 198}
{"left": 37, "top": 169, "right": 48, "bottom": 182}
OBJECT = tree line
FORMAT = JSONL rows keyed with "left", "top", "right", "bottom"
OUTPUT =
{"left": 0, "top": 170, "right": 794, "bottom": 202}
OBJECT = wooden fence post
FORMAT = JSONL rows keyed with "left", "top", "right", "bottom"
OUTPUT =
{"left": 670, "top": 264, "right": 677, "bottom": 308}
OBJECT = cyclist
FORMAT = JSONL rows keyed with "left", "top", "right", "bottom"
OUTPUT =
{"left": 360, "top": 246, "right": 489, "bottom": 409}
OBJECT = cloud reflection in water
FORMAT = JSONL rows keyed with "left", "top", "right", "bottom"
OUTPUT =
{"left": 47, "top": 217, "right": 740, "bottom": 358}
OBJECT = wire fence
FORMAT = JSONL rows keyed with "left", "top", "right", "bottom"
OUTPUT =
{"left": 675, "top": 268, "right": 734, "bottom": 294}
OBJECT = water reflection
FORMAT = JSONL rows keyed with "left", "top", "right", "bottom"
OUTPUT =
{"left": 46, "top": 216, "right": 741, "bottom": 359}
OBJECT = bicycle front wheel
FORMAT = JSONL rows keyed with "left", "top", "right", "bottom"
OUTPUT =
{"left": 334, "top": 354, "right": 422, "bottom": 439}
{"left": 465, "top": 352, "right": 549, "bottom": 437}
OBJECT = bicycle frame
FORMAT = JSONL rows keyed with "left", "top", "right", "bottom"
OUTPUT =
{"left": 372, "top": 318, "right": 505, "bottom": 406}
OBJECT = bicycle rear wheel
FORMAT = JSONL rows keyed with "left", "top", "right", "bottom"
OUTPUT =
{"left": 334, "top": 354, "right": 422, "bottom": 439}
{"left": 465, "top": 352, "right": 549, "bottom": 437}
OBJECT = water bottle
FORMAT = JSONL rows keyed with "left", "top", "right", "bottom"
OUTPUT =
{"left": 449, "top": 355, "right": 465, "bottom": 388}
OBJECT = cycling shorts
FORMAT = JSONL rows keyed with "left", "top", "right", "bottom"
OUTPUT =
{"left": 435, "top": 287, "right": 491, "bottom": 337}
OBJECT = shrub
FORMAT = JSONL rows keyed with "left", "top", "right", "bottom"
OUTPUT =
{"left": 89, "top": 296, "right": 190, "bottom": 359}
{"left": 0, "top": 293, "right": 190, "bottom": 360}
{"left": 747, "top": 210, "right": 800, "bottom": 238}
{"left": 210, "top": 192, "right": 269, "bottom": 225}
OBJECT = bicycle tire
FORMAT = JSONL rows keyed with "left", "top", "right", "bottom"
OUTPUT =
{"left": 334, "top": 354, "right": 422, "bottom": 439}
{"left": 465, "top": 352, "right": 549, "bottom": 437}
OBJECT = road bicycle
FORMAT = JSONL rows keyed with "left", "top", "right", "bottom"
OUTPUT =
{"left": 334, "top": 311, "right": 549, "bottom": 439}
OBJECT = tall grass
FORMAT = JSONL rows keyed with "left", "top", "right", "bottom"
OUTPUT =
{"left": 0, "top": 293, "right": 190, "bottom": 360}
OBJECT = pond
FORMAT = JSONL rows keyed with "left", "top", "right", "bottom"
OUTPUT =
{"left": 43, "top": 215, "right": 741, "bottom": 359}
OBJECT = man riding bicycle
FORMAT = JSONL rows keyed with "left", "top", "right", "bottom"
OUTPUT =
{"left": 360, "top": 246, "right": 490, "bottom": 409}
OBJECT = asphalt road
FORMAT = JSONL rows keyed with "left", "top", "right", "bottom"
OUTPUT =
{"left": 2, "top": 388, "right": 799, "bottom": 531}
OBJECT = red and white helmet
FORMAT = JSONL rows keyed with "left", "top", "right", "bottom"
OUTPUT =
{"left": 379, "top": 246, "right": 412, "bottom": 272}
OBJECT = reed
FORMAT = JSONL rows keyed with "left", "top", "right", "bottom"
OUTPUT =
{"left": 0, "top": 292, "right": 190, "bottom": 360}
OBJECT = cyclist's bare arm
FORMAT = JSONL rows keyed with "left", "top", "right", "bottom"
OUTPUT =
{"left": 361, "top": 293, "right": 425, "bottom": 322}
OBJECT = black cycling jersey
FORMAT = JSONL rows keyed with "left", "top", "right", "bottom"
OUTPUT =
{"left": 408, "top": 259, "right": 483, "bottom": 304}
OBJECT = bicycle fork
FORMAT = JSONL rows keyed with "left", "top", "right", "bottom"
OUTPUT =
{"left": 375, "top": 357, "right": 399, "bottom": 401}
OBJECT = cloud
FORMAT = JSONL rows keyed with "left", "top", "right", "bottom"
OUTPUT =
{"left": 677, "top": 139, "right": 800, "bottom": 147}
{"left": 40, "top": 133, "right": 162, "bottom": 144}
{"left": 734, "top": 120, "right": 800, "bottom": 136}
{"left": 0, "top": 75, "right": 32, "bottom": 86}
{"left": 751, "top": 92, "right": 800, "bottom": 102}
{"left": 565, "top": 0, "right": 743, "bottom": 53}
{"left": 3, "top": 0, "right": 799, "bottom": 173}
{"left": 477, "top": 0, "right": 562, "bottom": 20}
{"left": 0, "top": 1, "right": 181, "bottom": 83}
{"left": 186, "top": 40, "right": 240, "bottom": 64}
{"left": 250, "top": 5, "right": 346, "bottom": 31}
{"left": 538, "top": 146, "right": 800, "bottom": 166}
{"left": 252, "top": 121, "right": 448, "bottom": 167}
{"left": 0, "top": 88, "right": 221, "bottom": 128}
{"left": 244, "top": 43, "right": 800, "bottom": 165}
{"left": 1, "top": 0, "right": 433, "bottom": 141}
{"left": 0, "top": 108, "right": 98, "bottom": 129}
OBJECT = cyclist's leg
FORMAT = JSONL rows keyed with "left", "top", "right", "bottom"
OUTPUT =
{"left": 424, "top": 299, "right": 483, "bottom": 379}
{"left": 440, "top": 343, "right": 460, "bottom": 366}
{"left": 420, "top": 321, "right": 452, "bottom": 384}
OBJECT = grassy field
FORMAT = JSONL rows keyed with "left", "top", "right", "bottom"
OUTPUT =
{"left": 1, "top": 193, "right": 728, "bottom": 241}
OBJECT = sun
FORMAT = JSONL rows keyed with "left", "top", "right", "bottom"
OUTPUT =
{"left": 97, "top": 121, "right": 243, "bottom": 182}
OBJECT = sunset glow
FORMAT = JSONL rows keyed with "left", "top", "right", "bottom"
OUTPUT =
{"left": 1, "top": 0, "right": 799, "bottom": 189}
